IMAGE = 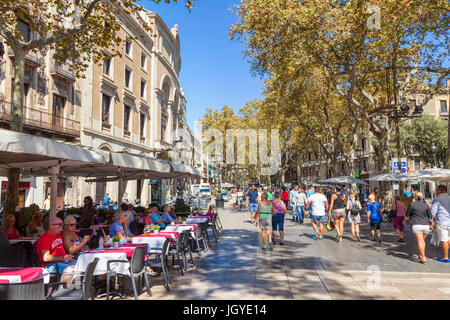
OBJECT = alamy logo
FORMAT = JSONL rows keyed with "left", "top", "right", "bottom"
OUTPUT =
{"left": 200, "top": 127, "right": 281, "bottom": 176}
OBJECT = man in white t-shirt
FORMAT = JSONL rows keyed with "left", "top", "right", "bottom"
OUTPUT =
{"left": 306, "top": 187, "right": 328, "bottom": 240}
{"left": 237, "top": 188, "right": 244, "bottom": 211}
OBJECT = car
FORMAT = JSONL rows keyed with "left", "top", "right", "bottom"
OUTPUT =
{"left": 221, "top": 192, "right": 229, "bottom": 202}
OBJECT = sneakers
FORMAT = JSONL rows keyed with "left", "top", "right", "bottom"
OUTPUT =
{"left": 313, "top": 231, "right": 319, "bottom": 240}
{"left": 280, "top": 241, "right": 285, "bottom": 245}
{"left": 318, "top": 235, "right": 323, "bottom": 240}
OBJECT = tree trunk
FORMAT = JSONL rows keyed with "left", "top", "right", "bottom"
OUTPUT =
{"left": 4, "top": 168, "right": 20, "bottom": 215}
{"left": 5, "top": 46, "right": 25, "bottom": 215}
{"left": 376, "top": 130, "right": 392, "bottom": 208}
{"left": 447, "top": 115, "right": 450, "bottom": 168}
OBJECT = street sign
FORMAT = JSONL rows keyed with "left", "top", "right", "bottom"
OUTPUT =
{"left": 392, "top": 157, "right": 407, "bottom": 172}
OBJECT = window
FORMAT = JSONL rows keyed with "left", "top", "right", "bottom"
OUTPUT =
{"left": 140, "top": 113, "right": 145, "bottom": 138}
{"left": 440, "top": 100, "right": 448, "bottom": 114}
{"left": 102, "top": 94, "right": 111, "bottom": 123}
{"left": 125, "top": 39, "right": 132, "bottom": 57}
{"left": 363, "top": 159, "right": 367, "bottom": 172}
{"left": 141, "top": 53, "right": 147, "bottom": 70}
{"left": 361, "top": 138, "right": 366, "bottom": 154}
{"left": 124, "top": 104, "right": 131, "bottom": 133}
{"left": 161, "top": 118, "right": 167, "bottom": 141}
{"left": 125, "top": 68, "right": 132, "bottom": 89}
{"left": 103, "top": 57, "right": 111, "bottom": 76}
{"left": 140, "top": 79, "right": 146, "bottom": 98}
{"left": 17, "top": 20, "right": 32, "bottom": 42}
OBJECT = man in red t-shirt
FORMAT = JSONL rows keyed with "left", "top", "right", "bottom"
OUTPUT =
{"left": 282, "top": 188, "right": 289, "bottom": 209}
{"left": 36, "top": 217, "right": 75, "bottom": 283}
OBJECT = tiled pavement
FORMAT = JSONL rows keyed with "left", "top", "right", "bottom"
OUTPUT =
{"left": 123, "top": 204, "right": 450, "bottom": 300}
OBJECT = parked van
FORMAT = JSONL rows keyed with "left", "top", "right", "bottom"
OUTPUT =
{"left": 199, "top": 183, "right": 211, "bottom": 197}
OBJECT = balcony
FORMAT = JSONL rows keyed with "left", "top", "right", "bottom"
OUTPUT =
{"left": 0, "top": 102, "right": 80, "bottom": 138}
{"left": 50, "top": 63, "right": 76, "bottom": 82}
{"left": 8, "top": 48, "right": 41, "bottom": 68}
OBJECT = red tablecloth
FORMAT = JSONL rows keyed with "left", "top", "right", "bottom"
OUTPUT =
{"left": 0, "top": 267, "right": 48, "bottom": 284}
{"left": 86, "top": 247, "right": 135, "bottom": 260}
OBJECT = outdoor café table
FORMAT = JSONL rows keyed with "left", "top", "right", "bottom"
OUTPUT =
{"left": 8, "top": 237, "right": 39, "bottom": 246}
{"left": 74, "top": 247, "right": 138, "bottom": 276}
{"left": 186, "top": 217, "right": 208, "bottom": 224}
{"left": 0, "top": 267, "right": 49, "bottom": 284}
{"left": 164, "top": 224, "right": 197, "bottom": 233}
{"left": 132, "top": 234, "right": 178, "bottom": 253}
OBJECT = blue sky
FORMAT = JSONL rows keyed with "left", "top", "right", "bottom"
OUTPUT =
{"left": 139, "top": 0, "right": 264, "bottom": 130}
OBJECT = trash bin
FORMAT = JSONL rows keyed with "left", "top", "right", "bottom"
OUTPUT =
{"left": 215, "top": 196, "right": 224, "bottom": 209}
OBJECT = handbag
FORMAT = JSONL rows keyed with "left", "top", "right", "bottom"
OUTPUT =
{"left": 326, "top": 217, "right": 335, "bottom": 231}
{"left": 388, "top": 210, "right": 397, "bottom": 218}
{"left": 429, "top": 227, "right": 440, "bottom": 247}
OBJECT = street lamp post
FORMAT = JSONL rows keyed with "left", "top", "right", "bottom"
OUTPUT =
{"left": 431, "top": 143, "right": 437, "bottom": 168}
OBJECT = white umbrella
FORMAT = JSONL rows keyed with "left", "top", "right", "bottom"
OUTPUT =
{"left": 367, "top": 172, "right": 434, "bottom": 183}
{"left": 399, "top": 168, "right": 450, "bottom": 183}
{"left": 319, "top": 176, "right": 368, "bottom": 185}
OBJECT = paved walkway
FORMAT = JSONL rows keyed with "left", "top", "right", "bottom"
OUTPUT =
{"left": 128, "top": 204, "right": 450, "bottom": 300}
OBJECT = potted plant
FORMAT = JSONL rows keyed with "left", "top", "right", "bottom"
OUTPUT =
{"left": 152, "top": 224, "right": 160, "bottom": 234}
{"left": 112, "top": 235, "right": 121, "bottom": 248}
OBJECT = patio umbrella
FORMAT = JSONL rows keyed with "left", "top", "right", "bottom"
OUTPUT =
{"left": 399, "top": 168, "right": 450, "bottom": 183}
{"left": 367, "top": 172, "right": 434, "bottom": 183}
{"left": 319, "top": 176, "right": 368, "bottom": 185}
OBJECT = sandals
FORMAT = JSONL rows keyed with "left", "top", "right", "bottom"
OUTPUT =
{"left": 269, "top": 243, "right": 274, "bottom": 250}
{"left": 262, "top": 246, "right": 267, "bottom": 250}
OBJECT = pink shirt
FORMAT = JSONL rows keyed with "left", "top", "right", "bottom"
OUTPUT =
{"left": 396, "top": 200, "right": 407, "bottom": 217}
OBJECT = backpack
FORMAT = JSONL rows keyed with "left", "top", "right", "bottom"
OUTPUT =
{"left": 350, "top": 200, "right": 360, "bottom": 215}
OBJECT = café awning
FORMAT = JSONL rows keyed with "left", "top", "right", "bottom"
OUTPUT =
{"left": 319, "top": 176, "right": 368, "bottom": 185}
{"left": 0, "top": 128, "right": 107, "bottom": 171}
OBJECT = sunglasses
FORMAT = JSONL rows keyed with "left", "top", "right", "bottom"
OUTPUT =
{"left": 67, "top": 223, "right": 77, "bottom": 227}
{"left": 51, "top": 223, "right": 63, "bottom": 227}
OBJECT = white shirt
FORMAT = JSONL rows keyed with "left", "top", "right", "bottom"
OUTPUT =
{"left": 308, "top": 193, "right": 328, "bottom": 216}
{"left": 237, "top": 192, "right": 244, "bottom": 198}
{"left": 294, "top": 192, "right": 308, "bottom": 206}
{"left": 289, "top": 189, "right": 298, "bottom": 204}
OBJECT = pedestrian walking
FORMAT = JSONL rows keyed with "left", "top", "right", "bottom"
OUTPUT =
{"left": 405, "top": 192, "right": 433, "bottom": 264}
{"left": 367, "top": 194, "right": 382, "bottom": 243}
{"left": 392, "top": 195, "right": 407, "bottom": 242}
{"left": 230, "top": 189, "right": 237, "bottom": 212}
{"left": 306, "top": 187, "right": 328, "bottom": 240}
{"left": 431, "top": 185, "right": 450, "bottom": 263}
{"left": 281, "top": 188, "right": 289, "bottom": 210}
{"left": 272, "top": 192, "right": 286, "bottom": 245}
{"left": 347, "top": 193, "right": 362, "bottom": 242}
{"left": 289, "top": 185, "right": 298, "bottom": 215}
{"left": 254, "top": 192, "right": 275, "bottom": 250}
{"left": 237, "top": 188, "right": 244, "bottom": 211}
{"left": 246, "top": 185, "right": 259, "bottom": 224}
{"left": 294, "top": 188, "right": 307, "bottom": 223}
{"left": 329, "top": 187, "right": 347, "bottom": 242}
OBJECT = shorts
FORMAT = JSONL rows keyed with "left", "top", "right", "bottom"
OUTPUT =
{"left": 239, "top": 199, "right": 244, "bottom": 204}
{"left": 259, "top": 218, "right": 272, "bottom": 230}
{"left": 348, "top": 213, "right": 361, "bottom": 224}
{"left": 45, "top": 260, "right": 77, "bottom": 275}
{"left": 412, "top": 225, "right": 430, "bottom": 235}
{"left": 332, "top": 208, "right": 346, "bottom": 217}
{"left": 249, "top": 203, "right": 258, "bottom": 213}
{"left": 437, "top": 223, "right": 450, "bottom": 242}
{"left": 272, "top": 213, "right": 285, "bottom": 231}
{"left": 370, "top": 222, "right": 381, "bottom": 231}
{"left": 392, "top": 216, "right": 405, "bottom": 232}
{"left": 311, "top": 215, "right": 326, "bottom": 223}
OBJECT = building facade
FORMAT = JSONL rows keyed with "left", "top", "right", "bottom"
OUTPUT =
{"left": 0, "top": 10, "right": 199, "bottom": 210}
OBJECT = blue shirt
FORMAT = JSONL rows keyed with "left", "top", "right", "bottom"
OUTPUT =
{"left": 151, "top": 213, "right": 166, "bottom": 229}
{"left": 289, "top": 190, "right": 298, "bottom": 203}
{"left": 432, "top": 194, "right": 450, "bottom": 227}
{"left": 162, "top": 212, "right": 175, "bottom": 224}
{"left": 368, "top": 201, "right": 382, "bottom": 223}
{"left": 404, "top": 190, "right": 411, "bottom": 197}
{"left": 247, "top": 190, "right": 259, "bottom": 204}
{"left": 103, "top": 196, "right": 111, "bottom": 204}
{"left": 110, "top": 221, "right": 125, "bottom": 238}
{"left": 307, "top": 190, "right": 315, "bottom": 197}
